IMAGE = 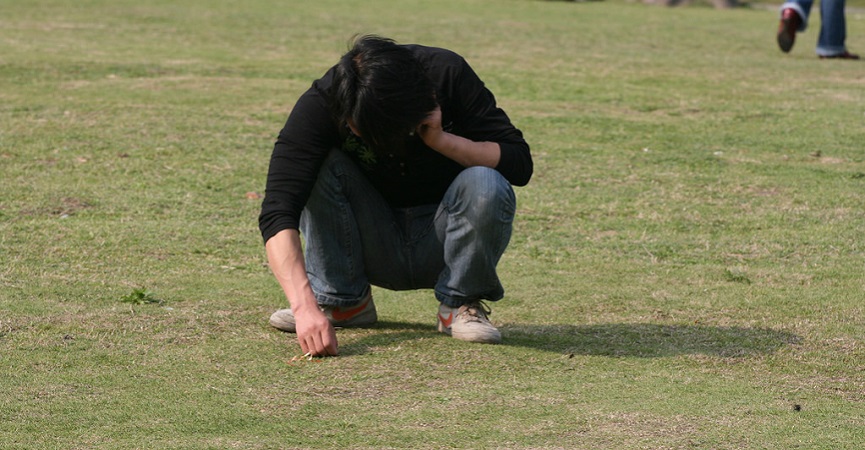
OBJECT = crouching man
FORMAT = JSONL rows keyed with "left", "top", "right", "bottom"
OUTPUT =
{"left": 259, "top": 35, "right": 532, "bottom": 356}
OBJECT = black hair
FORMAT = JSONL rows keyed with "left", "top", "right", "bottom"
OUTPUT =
{"left": 331, "top": 35, "right": 437, "bottom": 152}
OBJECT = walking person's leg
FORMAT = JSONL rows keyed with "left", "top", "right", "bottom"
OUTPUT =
{"left": 816, "top": 0, "right": 858, "bottom": 58}
{"left": 777, "top": 0, "right": 814, "bottom": 53}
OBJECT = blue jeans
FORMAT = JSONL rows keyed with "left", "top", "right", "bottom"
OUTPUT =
{"left": 300, "top": 149, "right": 516, "bottom": 308}
{"left": 781, "top": 0, "right": 848, "bottom": 56}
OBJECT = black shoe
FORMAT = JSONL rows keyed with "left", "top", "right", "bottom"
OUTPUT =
{"left": 777, "top": 8, "right": 800, "bottom": 53}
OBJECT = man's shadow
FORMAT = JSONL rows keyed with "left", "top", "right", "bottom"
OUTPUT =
{"left": 341, "top": 321, "right": 802, "bottom": 358}
{"left": 500, "top": 323, "right": 802, "bottom": 358}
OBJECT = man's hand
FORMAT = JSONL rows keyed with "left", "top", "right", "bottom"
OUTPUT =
{"left": 416, "top": 106, "right": 447, "bottom": 150}
{"left": 265, "top": 229, "right": 340, "bottom": 357}
{"left": 294, "top": 305, "right": 339, "bottom": 357}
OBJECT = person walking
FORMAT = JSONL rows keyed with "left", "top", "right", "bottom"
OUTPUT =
{"left": 777, "top": 0, "right": 859, "bottom": 59}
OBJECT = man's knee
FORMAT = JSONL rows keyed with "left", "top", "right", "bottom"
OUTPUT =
{"left": 449, "top": 167, "right": 516, "bottom": 220}
{"left": 317, "top": 149, "right": 356, "bottom": 176}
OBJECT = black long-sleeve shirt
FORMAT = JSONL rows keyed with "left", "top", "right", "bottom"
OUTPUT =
{"left": 259, "top": 45, "right": 532, "bottom": 244}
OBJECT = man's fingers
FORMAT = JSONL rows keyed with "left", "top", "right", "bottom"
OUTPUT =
{"left": 298, "top": 337, "right": 310, "bottom": 355}
{"left": 293, "top": 310, "right": 339, "bottom": 357}
{"left": 310, "top": 334, "right": 324, "bottom": 356}
{"left": 300, "top": 332, "right": 338, "bottom": 357}
{"left": 322, "top": 331, "right": 339, "bottom": 356}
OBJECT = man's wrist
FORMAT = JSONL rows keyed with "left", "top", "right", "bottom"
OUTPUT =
{"left": 290, "top": 291, "right": 321, "bottom": 314}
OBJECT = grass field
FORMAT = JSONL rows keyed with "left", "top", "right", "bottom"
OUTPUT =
{"left": 2, "top": 0, "right": 864, "bottom": 448}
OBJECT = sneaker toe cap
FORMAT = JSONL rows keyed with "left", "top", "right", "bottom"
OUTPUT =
{"left": 269, "top": 309, "right": 297, "bottom": 332}
{"left": 452, "top": 327, "right": 502, "bottom": 344}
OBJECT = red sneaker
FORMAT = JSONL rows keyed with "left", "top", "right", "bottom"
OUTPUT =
{"left": 777, "top": 8, "right": 800, "bottom": 53}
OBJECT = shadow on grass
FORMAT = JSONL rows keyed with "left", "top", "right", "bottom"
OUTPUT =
{"left": 340, "top": 321, "right": 802, "bottom": 358}
{"left": 337, "top": 320, "right": 436, "bottom": 356}
{"left": 502, "top": 323, "right": 803, "bottom": 358}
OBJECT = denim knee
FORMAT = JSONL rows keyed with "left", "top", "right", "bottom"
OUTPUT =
{"left": 434, "top": 167, "right": 515, "bottom": 305}
{"left": 317, "top": 149, "right": 357, "bottom": 180}
{"left": 447, "top": 167, "right": 516, "bottom": 222}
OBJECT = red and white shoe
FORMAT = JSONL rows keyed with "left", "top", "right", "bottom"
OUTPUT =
{"left": 437, "top": 301, "right": 502, "bottom": 344}
{"left": 269, "top": 293, "right": 377, "bottom": 333}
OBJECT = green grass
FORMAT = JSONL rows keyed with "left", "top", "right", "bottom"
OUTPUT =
{"left": 2, "top": 0, "right": 864, "bottom": 448}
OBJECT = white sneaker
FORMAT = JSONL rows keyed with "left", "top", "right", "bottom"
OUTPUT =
{"left": 269, "top": 293, "right": 377, "bottom": 333}
{"left": 437, "top": 301, "right": 501, "bottom": 344}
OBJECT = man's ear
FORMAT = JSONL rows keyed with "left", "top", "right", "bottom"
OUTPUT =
{"left": 347, "top": 120, "right": 362, "bottom": 137}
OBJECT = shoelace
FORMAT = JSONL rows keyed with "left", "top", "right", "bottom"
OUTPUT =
{"left": 458, "top": 301, "right": 492, "bottom": 323}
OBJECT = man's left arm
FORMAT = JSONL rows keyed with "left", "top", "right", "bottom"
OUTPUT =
{"left": 419, "top": 54, "right": 532, "bottom": 186}
{"left": 416, "top": 106, "right": 501, "bottom": 169}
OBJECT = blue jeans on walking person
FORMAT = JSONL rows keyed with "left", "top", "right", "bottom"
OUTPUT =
{"left": 780, "top": 0, "right": 848, "bottom": 56}
{"left": 300, "top": 149, "right": 516, "bottom": 309}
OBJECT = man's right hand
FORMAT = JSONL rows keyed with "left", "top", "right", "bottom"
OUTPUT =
{"left": 265, "top": 229, "right": 339, "bottom": 357}
{"left": 294, "top": 304, "right": 339, "bottom": 356}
